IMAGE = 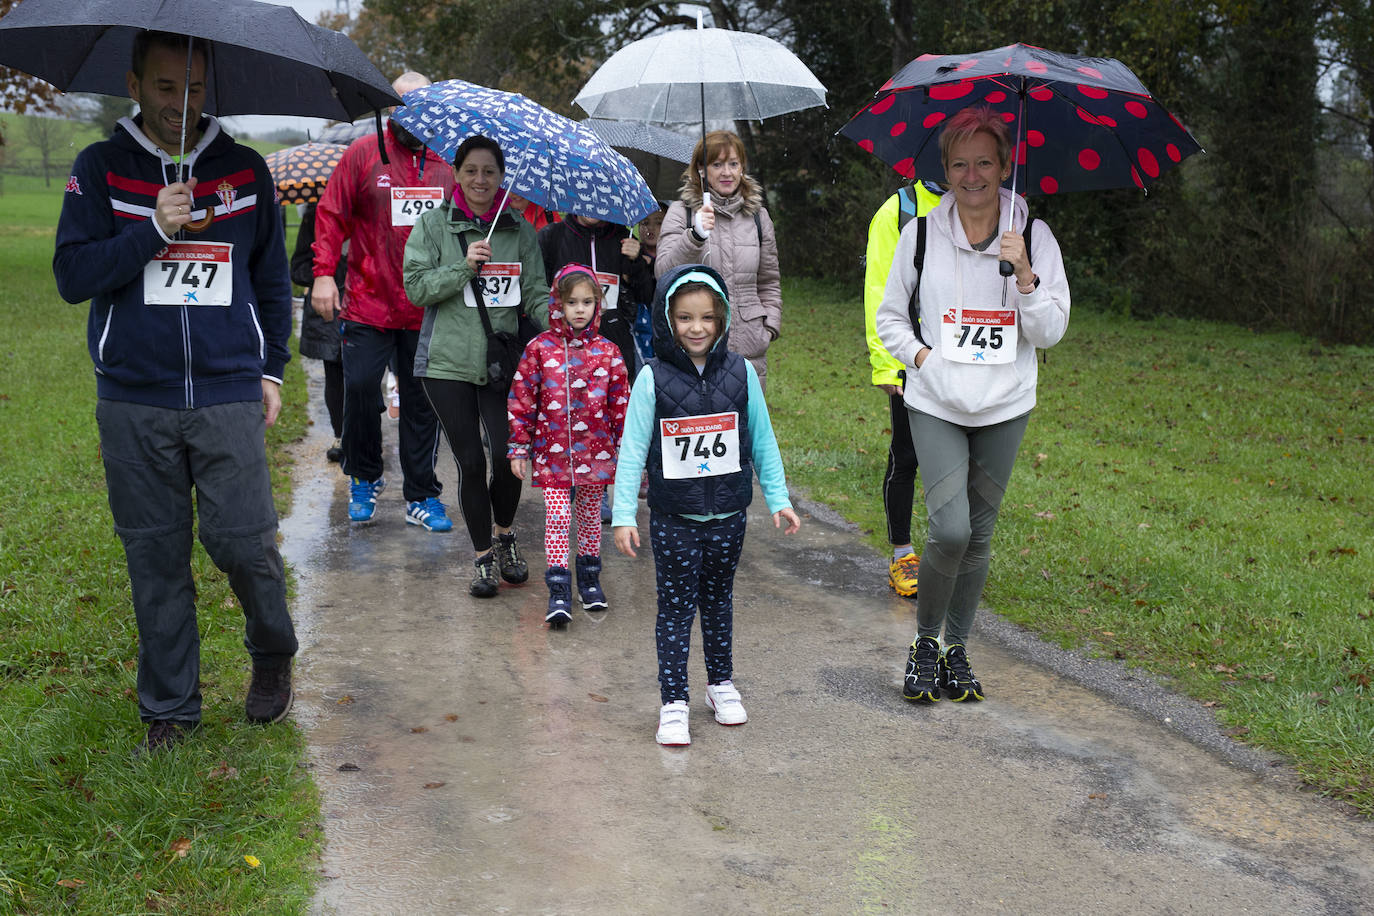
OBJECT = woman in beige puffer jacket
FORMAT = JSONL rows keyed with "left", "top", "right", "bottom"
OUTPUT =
{"left": 655, "top": 130, "right": 782, "bottom": 389}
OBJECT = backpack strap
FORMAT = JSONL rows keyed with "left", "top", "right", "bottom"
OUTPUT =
{"left": 907, "top": 215, "right": 928, "bottom": 347}
{"left": 896, "top": 185, "right": 918, "bottom": 233}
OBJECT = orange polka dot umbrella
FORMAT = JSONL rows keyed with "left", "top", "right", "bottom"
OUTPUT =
{"left": 264, "top": 141, "right": 349, "bottom": 206}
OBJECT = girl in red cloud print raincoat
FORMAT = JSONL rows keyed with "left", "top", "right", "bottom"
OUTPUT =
{"left": 507, "top": 264, "right": 630, "bottom": 628}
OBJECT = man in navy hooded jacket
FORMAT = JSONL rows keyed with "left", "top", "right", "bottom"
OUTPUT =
{"left": 53, "top": 30, "right": 298, "bottom": 754}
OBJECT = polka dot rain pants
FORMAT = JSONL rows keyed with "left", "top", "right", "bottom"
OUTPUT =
{"left": 541, "top": 485, "right": 604, "bottom": 569}
{"left": 649, "top": 509, "right": 747, "bottom": 705}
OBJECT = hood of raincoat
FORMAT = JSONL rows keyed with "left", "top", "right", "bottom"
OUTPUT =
{"left": 649, "top": 262, "right": 732, "bottom": 375}
{"left": 547, "top": 262, "right": 604, "bottom": 344}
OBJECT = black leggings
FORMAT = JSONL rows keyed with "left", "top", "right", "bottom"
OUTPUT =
{"left": 322, "top": 358, "right": 343, "bottom": 439}
{"left": 420, "top": 377, "right": 522, "bottom": 554}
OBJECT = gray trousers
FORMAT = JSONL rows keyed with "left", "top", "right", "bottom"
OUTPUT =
{"left": 96, "top": 399, "right": 297, "bottom": 724}
{"left": 909, "top": 409, "right": 1030, "bottom": 646}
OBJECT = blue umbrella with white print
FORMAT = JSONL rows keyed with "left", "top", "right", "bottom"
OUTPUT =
{"left": 392, "top": 79, "right": 661, "bottom": 235}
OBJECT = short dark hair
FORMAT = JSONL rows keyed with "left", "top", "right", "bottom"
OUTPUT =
{"left": 454, "top": 134, "right": 505, "bottom": 173}
{"left": 131, "top": 31, "right": 208, "bottom": 80}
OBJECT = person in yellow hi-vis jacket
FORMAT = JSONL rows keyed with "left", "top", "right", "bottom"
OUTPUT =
{"left": 863, "top": 180, "right": 943, "bottom": 598}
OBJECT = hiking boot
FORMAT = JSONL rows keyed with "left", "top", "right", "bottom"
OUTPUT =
{"left": 347, "top": 476, "right": 385, "bottom": 523}
{"left": 405, "top": 496, "right": 453, "bottom": 532}
{"left": 575, "top": 554, "right": 608, "bottom": 611}
{"left": 545, "top": 566, "right": 572, "bottom": 628}
{"left": 134, "top": 719, "right": 194, "bottom": 757}
{"left": 903, "top": 636, "right": 941, "bottom": 703}
{"left": 938, "top": 643, "right": 985, "bottom": 702}
{"left": 471, "top": 552, "right": 500, "bottom": 598}
{"left": 245, "top": 660, "right": 294, "bottom": 723}
{"left": 326, "top": 439, "right": 343, "bottom": 463}
{"left": 655, "top": 701, "right": 690, "bottom": 746}
{"left": 705, "top": 680, "right": 748, "bottom": 725}
{"left": 495, "top": 532, "right": 528, "bottom": 584}
{"left": 888, "top": 552, "right": 920, "bottom": 598}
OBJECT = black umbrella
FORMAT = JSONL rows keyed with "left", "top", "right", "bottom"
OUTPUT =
{"left": 0, "top": 0, "right": 399, "bottom": 122}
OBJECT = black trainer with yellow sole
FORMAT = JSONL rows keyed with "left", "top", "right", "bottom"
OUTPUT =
{"left": 902, "top": 636, "right": 941, "bottom": 703}
{"left": 938, "top": 643, "right": 985, "bottom": 702}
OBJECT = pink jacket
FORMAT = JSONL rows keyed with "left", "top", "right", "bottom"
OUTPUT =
{"left": 507, "top": 265, "right": 629, "bottom": 488}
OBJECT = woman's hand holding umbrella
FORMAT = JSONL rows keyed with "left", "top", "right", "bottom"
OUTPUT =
{"left": 466, "top": 238, "right": 492, "bottom": 274}
{"left": 694, "top": 193, "right": 715, "bottom": 237}
{"left": 999, "top": 231, "right": 1035, "bottom": 289}
{"left": 620, "top": 236, "right": 641, "bottom": 260}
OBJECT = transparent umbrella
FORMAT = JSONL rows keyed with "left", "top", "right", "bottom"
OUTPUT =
{"left": 574, "top": 25, "right": 827, "bottom": 133}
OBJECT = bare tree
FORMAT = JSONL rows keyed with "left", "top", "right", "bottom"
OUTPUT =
{"left": 23, "top": 103, "right": 75, "bottom": 187}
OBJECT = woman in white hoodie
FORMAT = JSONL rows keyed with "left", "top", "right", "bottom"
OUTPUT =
{"left": 876, "top": 105, "right": 1070, "bottom": 704}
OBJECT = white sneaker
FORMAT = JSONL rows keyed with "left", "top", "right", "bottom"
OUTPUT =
{"left": 656, "top": 701, "right": 690, "bottom": 746}
{"left": 705, "top": 680, "right": 748, "bottom": 725}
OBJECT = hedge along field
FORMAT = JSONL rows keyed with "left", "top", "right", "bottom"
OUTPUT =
{"left": 768, "top": 276, "right": 1374, "bottom": 816}
{"left": 0, "top": 174, "right": 318, "bottom": 913}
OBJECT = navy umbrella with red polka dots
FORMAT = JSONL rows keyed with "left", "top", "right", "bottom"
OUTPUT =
{"left": 840, "top": 43, "right": 1201, "bottom": 197}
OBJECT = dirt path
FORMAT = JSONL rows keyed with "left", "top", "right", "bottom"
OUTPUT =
{"left": 280, "top": 372, "right": 1374, "bottom": 915}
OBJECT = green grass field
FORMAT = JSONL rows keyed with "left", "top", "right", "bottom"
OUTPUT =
{"left": 0, "top": 173, "right": 316, "bottom": 913}
{"left": 770, "top": 276, "right": 1374, "bottom": 815}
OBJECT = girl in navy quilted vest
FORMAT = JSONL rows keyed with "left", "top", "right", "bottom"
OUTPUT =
{"left": 508, "top": 265, "right": 630, "bottom": 628}
{"left": 611, "top": 264, "right": 800, "bottom": 747}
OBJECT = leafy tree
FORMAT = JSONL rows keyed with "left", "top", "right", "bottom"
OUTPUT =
{"left": 0, "top": 0, "right": 58, "bottom": 117}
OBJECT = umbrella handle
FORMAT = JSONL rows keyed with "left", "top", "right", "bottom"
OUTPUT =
{"left": 999, "top": 260, "right": 1015, "bottom": 277}
{"left": 1000, "top": 81, "right": 1026, "bottom": 279}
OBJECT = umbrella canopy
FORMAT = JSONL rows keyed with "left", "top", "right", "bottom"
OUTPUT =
{"left": 393, "top": 79, "right": 661, "bottom": 227}
{"left": 840, "top": 43, "right": 1202, "bottom": 195}
{"left": 263, "top": 141, "right": 348, "bottom": 207}
{"left": 573, "top": 27, "right": 827, "bottom": 126}
{"left": 582, "top": 118, "right": 693, "bottom": 200}
{"left": 581, "top": 118, "right": 695, "bottom": 164}
{"left": 0, "top": 0, "right": 399, "bottom": 121}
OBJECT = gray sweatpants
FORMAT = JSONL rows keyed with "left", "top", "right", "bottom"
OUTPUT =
{"left": 909, "top": 409, "right": 1030, "bottom": 646}
{"left": 96, "top": 399, "right": 297, "bottom": 724}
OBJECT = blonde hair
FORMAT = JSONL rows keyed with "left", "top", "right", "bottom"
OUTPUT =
{"left": 682, "top": 130, "right": 748, "bottom": 197}
{"left": 939, "top": 105, "right": 1012, "bottom": 172}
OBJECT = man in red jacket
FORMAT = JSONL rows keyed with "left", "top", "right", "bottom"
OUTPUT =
{"left": 312, "top": 72, "right": 456, "bottom": 529}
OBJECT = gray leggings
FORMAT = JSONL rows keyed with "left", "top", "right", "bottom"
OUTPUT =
{"left": 909, "top": 409, "right": 1030, "bottom": 646}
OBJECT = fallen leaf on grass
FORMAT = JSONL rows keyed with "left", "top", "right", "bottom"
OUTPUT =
{"left": 1034, "top": 511, "right": 1056, "bottom": 520}
{"left": 1351, "top": 672, "right": 1372, "bottom": 688}
{"left": 423, "top": 781, "right": 446, "bottom": 789}
{"left": 1202, "top": 701, "right": 1220, "bottom": 708}
{"left": 1223, "top": 726, "right": 1251, "bottom": 738}
{"left": 208, "top": 762, "right": 238, "bottom": 780}
{"left": 1088, "top": 793, "right": 1107, "bottom": 800}
{"left": 410, "top": 726, "right": 428, "bottom": 734}
{"left": 337, "top": 695, "right": 355, "bottom": 705}
{"left": 244, "top": 855, "right": 261, "bottom": 869}
{"left": 443, "top": 714, "right": 459, "bottom": 722}
{"left": 588, "top": 693, "right": 609, "bottom": 702}
{"left": 169, "top": 837, "right": 191, "bottom": 858}
{"left": 1213, "top": 664, "right": 1237, "bottom": 674}
{"left": 57, "top": 879, "right": 85, "bottom": 888}
{"left": 337, "top": 763, "right": 360, "bottom": 772}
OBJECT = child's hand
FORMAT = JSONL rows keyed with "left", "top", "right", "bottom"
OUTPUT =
{"left": 773, "top": 507, "right": 801, "bottom": 535}
{"left": 613, "top": 525, "right": 640, "bottom": 558}
{"left": 510, "top": 457, "right": 527, "bottom": 480}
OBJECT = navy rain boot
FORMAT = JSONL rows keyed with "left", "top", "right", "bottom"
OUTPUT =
{"left": 576, "top": 555, "right": 608, "bottom": 611}
{"left": 545, "top": 566, "right": 572, "bottom": 628}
